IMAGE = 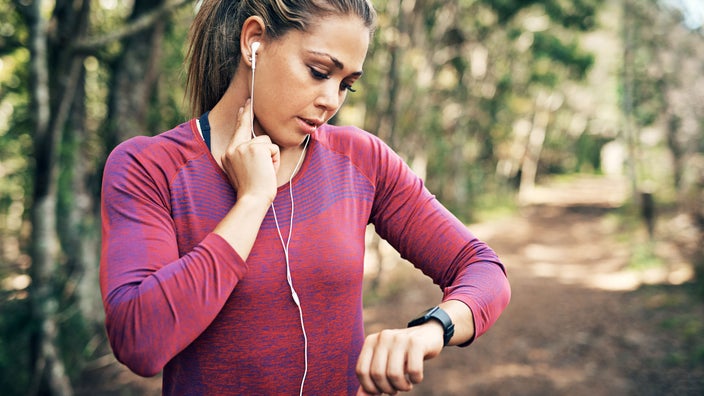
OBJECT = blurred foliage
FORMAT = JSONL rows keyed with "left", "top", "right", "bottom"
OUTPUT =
{"left": 341, "top": 0, "right": 610, "bottom": 219}
{"left": 654, "top": 283, "right": 704, "bottom": 368}
{"left": 0, "top": 296, "right": 31, "bottom": 395}
{"left": 0, "top": 0, "right": 703, "bottom": 394}
{"left": 0, "top": 1, "right": 31, "bottom": 275}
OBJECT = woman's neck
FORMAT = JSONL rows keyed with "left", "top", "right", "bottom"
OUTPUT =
{"left": 207, "top": 94, "right": 308, "bottom": 187}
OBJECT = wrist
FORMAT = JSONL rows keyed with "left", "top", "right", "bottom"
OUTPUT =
{"left": 407, "top": 306, "right": 455, "bottom": 347}
{"left": 416, "top": 320, "right": 445, "bottom": 344}
{"left": 236, "top": 192, "right": 274, "bottom": 213}
{"left": 439, "top": 300, "right": 475, "bottom": 346}
{"left": 212, "top": 192, "right": 272, "bottom": 261}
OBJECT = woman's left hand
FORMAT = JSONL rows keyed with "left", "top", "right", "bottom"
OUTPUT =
{"left": 355, "top": 322, "right": 444, "bottom": 395}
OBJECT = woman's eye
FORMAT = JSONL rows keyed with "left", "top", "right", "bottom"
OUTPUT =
{"left": 341, "top": 82, "right": 357, "bottom": 93}
{"left": 309, "top": 67, "right": 330, "bottom": 80}
{"left": 309, "top": 66, "right": 356, "bottom": 92}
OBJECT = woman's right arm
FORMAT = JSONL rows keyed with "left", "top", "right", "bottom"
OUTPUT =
{"left": 101, "top": 101, "right": 279, "bottom": 377}
{"left": 212, "top": 101, "right": 281, "bottom": 257}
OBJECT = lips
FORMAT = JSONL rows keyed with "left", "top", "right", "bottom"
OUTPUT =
{"left": 300, "top": 117, "right": 322, "bottom": 128}
{"left": 298, "top": 117, "right": 323, "bottom": 133}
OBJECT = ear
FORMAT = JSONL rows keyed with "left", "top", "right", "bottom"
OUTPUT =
{"left": 240, "top": 16, "right": 266, "bottom": 69}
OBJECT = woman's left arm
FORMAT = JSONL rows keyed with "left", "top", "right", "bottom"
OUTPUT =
{"left": 355, "top": 134, "right": 510, "bottom": 395}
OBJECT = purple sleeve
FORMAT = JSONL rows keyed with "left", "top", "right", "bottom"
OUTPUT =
{"left": 367, "top": 137, "right": 510, "bottom": 342}
{"left": 100, "top": 140, "right": 247, "bottom": 376}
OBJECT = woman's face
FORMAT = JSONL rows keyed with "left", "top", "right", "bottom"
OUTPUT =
{"left": 251, "top": 14, "right": 370, "bottom": 148}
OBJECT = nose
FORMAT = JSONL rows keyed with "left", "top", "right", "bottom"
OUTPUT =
{"left": 314, "top": 81, "right": 343, "bottom": 112}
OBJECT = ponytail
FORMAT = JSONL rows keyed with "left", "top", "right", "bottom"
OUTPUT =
{"left": 185, "top": 1, "right": 242, "bottom": 117}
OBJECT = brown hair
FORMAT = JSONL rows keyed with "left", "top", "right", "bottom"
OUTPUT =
{"left": 185, "top": 0, "right": 377, "bottom": 116}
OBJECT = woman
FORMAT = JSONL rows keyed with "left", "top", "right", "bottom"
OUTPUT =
{"left": 100, "top": 0, "right": 511, "bottom": 394}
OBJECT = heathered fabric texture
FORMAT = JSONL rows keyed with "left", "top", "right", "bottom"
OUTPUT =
{"left": 100, "top": 120, "right": 510, "bottom": 394}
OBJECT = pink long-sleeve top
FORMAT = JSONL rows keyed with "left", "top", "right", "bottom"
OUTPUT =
{"left": 100, "top": 120, "right": 510, "bottom": 394}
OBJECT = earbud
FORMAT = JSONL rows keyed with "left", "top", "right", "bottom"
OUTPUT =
{"left": 251, "top": 42, "right": 261, "bottom": 70}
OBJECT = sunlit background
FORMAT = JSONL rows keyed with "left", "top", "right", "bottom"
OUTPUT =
{"left": 1, "top": 0, "right": 703, "bottom": 394}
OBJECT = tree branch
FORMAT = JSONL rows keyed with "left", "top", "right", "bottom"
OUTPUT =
{"left": 71, "top": 0, "right": 191, "bottom": 53}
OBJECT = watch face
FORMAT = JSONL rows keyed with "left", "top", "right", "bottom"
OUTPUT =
{"left": 421, "top": 306, "right": 438, "bottom": 319}
{"left": 409, "top": 307, "right": 441, "bottom": 326}
{"left": 407, "top": 306, "right": 454, "bottom": 346}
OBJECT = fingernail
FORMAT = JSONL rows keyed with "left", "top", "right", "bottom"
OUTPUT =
{"left": 239, "top": 106, "right": 244, "bottom": 114}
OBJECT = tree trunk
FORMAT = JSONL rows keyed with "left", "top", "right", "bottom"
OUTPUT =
{"left": 17, "top": 0, "right": 188, "bottom": 393}
{"left": 666, "top": 113, "right": 683, "bottom": 192}
{"left": 26, "top": 0, "right": 74, "bottom": 393}
{"left": 106, "top": 0, "right": 168, "bottom": 147}
{"left": 518, "top": 91, "right": 561, "bottom": 203}
{"left": 621, "top": 0, "right": 639, "bottom": 204}
{"left": 519, "top": 104, "right": 548, "bottom": 200}
{"left": 61, "top": 64, "right": 105, "bottom": 328}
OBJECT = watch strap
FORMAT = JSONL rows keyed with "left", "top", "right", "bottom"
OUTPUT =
{"left": 407, "top": 306, "right": 455, "bottom": 346}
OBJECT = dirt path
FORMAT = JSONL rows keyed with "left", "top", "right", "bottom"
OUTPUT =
{"left": 363, "top": 175, "right": 704, "bottom": 395}
{"left": 84, "top": 176, "right": 703, "bottom": 395}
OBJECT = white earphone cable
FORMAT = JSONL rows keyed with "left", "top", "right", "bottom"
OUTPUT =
{"left": 252, "top": 45, "right": 310, "bottom": 396}
{"left": 271, "top": 134, "right": 310, "bottom": 396}
{"left": 250, "top": 60, "right": 256, "bottom": 139}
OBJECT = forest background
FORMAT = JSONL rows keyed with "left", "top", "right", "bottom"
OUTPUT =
{"left": 0, "top": 0, "right": 703, "bottom": 395}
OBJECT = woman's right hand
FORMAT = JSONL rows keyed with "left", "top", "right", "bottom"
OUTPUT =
{"left": 220, "top": 99, "right": 281, "bottom": 204}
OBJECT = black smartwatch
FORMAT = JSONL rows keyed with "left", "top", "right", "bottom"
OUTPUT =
{"left": 407, "top": 306, "right": 455, "bottom": 346}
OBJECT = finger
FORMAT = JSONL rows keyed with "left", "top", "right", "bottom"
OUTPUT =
{"left": 369, "top": 331, "right": 396, "bottom": 394}
{"left": 231, "top": 98, "right": 253, "bottom": 146}
{"left": 356, "top": 334, "right": 384, "bottom": 395}
{"left": 244, "top": 135, "right": 279, "bottom": 170}
{"left": 386, "top": 340, "right": 413, "bottom": 392}
{"left": 269, "top": 143, "right": 280, "bottom": 174}
{"left": 405, "top": 341, "right": 425, "bottom": 385}
{"left": 355, "top": 386, "right": 373, "bottom": 396}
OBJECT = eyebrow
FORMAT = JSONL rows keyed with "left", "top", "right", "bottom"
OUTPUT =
{"left": 308, "top": 50, "right": 363, "bottom": 77}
